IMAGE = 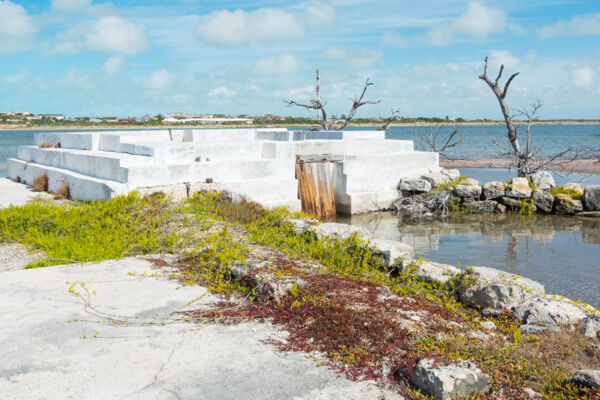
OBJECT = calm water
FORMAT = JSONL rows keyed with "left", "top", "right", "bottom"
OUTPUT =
{"left": 339, "top": 212, "right": 600, "bottom": 309}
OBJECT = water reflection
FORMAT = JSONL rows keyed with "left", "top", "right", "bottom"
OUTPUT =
{"left": 338, "top": 213, "right": 600, "bottom": 308}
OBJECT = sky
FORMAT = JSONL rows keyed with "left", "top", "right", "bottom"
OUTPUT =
{"left": 0, "top": 0, "right": 599, "bottom": 119}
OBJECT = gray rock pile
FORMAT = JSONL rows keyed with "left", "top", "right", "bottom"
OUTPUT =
{"left": 396, "top": 168, "right": 600, "bottom": 218}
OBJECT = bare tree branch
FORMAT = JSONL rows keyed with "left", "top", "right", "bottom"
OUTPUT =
{"left": 377, "top": 109, "right": 400, "bottom": 131}
{"left": 413, "top": 125, "right": 461, "bottom": 160}
{"left": 285, "top": 71, "right": 380, "bottom": 131}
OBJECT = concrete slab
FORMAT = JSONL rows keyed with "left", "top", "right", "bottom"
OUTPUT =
{"left": 0, "top": 178, "right": 52, "bottom": 208}
{"left": 0, "top": 257, "right": 401, "bottom": 400}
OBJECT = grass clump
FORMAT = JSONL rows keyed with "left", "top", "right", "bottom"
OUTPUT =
{"left": 32, "top": 173, "right": 48, "bottom": 192}
{"left": 551, "top": 186, "right": 583, "bottom": 200}
{"left": 0, "top": 193, "right": 178, "bottom": 268}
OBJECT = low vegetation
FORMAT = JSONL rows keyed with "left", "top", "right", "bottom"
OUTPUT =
{"left": 0, "top": 191, "right": 598, "bottom": 399}
{"left": 551, "top": 186, "right": 584, "bottom": 200}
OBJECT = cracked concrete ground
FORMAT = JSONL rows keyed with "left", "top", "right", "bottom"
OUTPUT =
{"left": 0, "top": 178, "right": 53, "bottom": 208}
{"left": 0, "top": 257, "right": 402, "bottom": 400}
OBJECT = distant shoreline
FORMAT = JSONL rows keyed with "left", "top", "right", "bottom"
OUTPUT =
{"left": 1, "top": 120, "right": 600, "bottom": 131}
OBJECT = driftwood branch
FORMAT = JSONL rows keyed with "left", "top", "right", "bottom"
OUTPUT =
{"left": 413, "top": 125, "right": 460, "bottom": 160}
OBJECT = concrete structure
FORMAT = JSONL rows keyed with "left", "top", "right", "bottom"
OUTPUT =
{"left": 7, "top": 128, "right": 439, "bottom": 214}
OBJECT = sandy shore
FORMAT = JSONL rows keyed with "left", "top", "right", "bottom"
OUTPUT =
{"left": 441, "top": 158, "right": 600, "bottom": 175}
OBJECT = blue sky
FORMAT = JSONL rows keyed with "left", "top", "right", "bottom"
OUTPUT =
{"left": 0, "top": 0, "right": 599, "bottom": 119}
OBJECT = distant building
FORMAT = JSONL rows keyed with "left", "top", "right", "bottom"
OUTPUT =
{"left": 40, "top": 114, "right": 66, "bottom": 120}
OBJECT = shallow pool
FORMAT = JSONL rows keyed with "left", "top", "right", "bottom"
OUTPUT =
{"left": 338, "top": 212, "right": 600, "bottom": 309}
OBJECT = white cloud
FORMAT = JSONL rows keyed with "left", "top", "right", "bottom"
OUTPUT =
{"left": 253, "top": 54, "right": 299, "bottom": 76}
{"left": 197, "top": 4, "right": 336, "bottom": 46}
{"left": 102, "top": 55, "right": 125, "bottom": 75}
{"left": 144, "top": 69, "right": 175, "bottom": 91}
{"left": 304, "top": 4, "right": 336, "bottom": 30}
{"left": 571, "top": 67, "right": 595, "bottom": 88}
{"left": 84, "top": 17, "right": 148, "bottom": 55}
{"left": 382, "top": 1, "right": 508, "bottom": 47}
{"left": 321, "top": 47, "right": 382, "bottom": 69}
{"left": 50, "top": 0, "right": 92, "bottom": 13}
{"left": 1, "top": 70, "right": 30, "bottom": 84}
{"left": 537, "top": 13, "right": 600, "bottom": 39}
{"left": 208, "top": 86, "right": 237, "bottom": 97}
{"left": 0, "top": 1, "right": 36, "bottom": 53}
{"left": 488, "top": 50, "right": 520, "bottom": 70}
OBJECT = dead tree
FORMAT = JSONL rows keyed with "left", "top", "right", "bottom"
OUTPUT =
{"left": 284, "top": 71, "right": 381, "bottom": 131}
{"left": 377, "top": 109, "right": 400, "bottom": 131}
{"left": 413, "top": 125, "right": 460, "bottom": 160}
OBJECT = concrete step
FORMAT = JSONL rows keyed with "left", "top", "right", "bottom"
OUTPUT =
{"left": 189, "top": 179, "right": 298, "bottom": 202}
{"left": 7, "top": 159, "right": 127, "bottom": 201}
{"left": 17, "top": 146, "right": 154, "bottom": 183}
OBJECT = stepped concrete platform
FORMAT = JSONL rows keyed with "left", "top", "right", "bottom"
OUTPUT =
{"left": 7, "top": 128, "right": 439, "bottom": 214}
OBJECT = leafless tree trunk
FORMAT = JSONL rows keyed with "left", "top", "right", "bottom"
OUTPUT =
{"left": 479, "top": 56, "right": 528, "bottom": 174}
{"left": 284, "top": 71, "right": 381, "bottom": 131}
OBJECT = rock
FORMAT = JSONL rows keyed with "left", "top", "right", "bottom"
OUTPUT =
{"left": 421, "top": 172, "right": 451, "bottom": 189}
{"left": 459, "top": 266, "right": 545, "bottom": 311}
{"left": 495, "top": 203, "right": 507, "bottom": 213}
{"left": 251, "top": 274, "right": 307, "bottom": 302}
{"left": 482, "top": 181, "right": 505, "bottom": 200}
{"left": 580, "top": 315, "right": 600, "bottom": 339}
{"left": 462, "top": 177, "right": 481, "bottom": 186}
{"left": 312, "top": 223, "right": 371, "bottom": 241}
{"left": 505, "top": 178, "right": 532, "bottom": 199}
{"left": 514, "top": 296, "right": 588, "bottom": 329}
{"left": 519, "top": 324, "right": 550, "bottom": 335}
{"left": 285, "top": 218, "right": 310, "bottom": 235}
{"left": 441, "top": 169, "right": 461, "bottom": 181}
{"left": 532, "top": 189, "right": 554, "bottom": 213}
{"left": 410, "top": 358, "right": 491, "bottom": 400}
{"left": 564, "top": 182, "right": 585, "bottom": 196}
{"left": 586, "top": 343, "right": 600, "bottom": 358}
{"left": 528, "top": 171, "right": 555, "bottom": 190}
{"left": 583, "top": 185, "right": 600, "bottom": 211}
{"left": 554, "top": 194, "right": 584, "bottom": 214}
{"left": 479, "top": 321, "right": 496, "bottom": 331}
{"left": 400, "top": 178, "right": 432, "bottom": 193}
{"left": 523, "top": 387, "right": 544, "bottom": 399}
{"left": 369, "top": 238, "right": 414, "bottom": 269}
{"left": 453, "top": 185, "right": 482, "bottom": 199}
{"left": 569, "top": 370, "right": 600, "bottom": 389}
{"left": 411, "top": 260, "right": 461, "bottom": 284}
{"left": 499, "top": 196, "right": 521, "bottom": 209}
{"left": 462, "top": 200, "right": 496, "bottom": 212}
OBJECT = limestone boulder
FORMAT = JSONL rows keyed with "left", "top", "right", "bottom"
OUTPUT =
{"left": 569, "top": 370, "right": 600, "bottom": 389}
{"left": 421, "top": 172, "right": 451, "bottom": 189}
{"left": 400, "top": 178, "right": 432, "bottom": 193}
{"left": 459, "top": 266, "right": 544, "bottom": 311}
{"left": 369, "top": 237, "right": 414, "bottom": 269}
{"left": 453, "top": 185, "right": 482, "bottom": 199}
{"left": 514, "top": 296, "right": 588, "bottom": 328}
{"left": 411, "top": 359, "right": 491, "bottom": 400}
{"left": 528, "top": 171, "right": 555, "bottom": 190}
{"left": 462, "top": 200, "right": 496, "bottom": 212}
{"left": 554, "top": 194, "right": 584, "bottom": 214}
{"left": 312, "top": 223, "right": 371, "bottom": 241}
{"left": 564, "top": 182, "right": 585, "bottom": 196}
{"left": 532, "top": 189, "right": 554, "bottom": 213}
{"left": 505, "top": 177, "right": 532, "bottom": 199}
{"left": 441, "top": 168, "right": 461, "bottom": 181}
{"left": 580, "top": 315, "right": 600, "bottom": 339}
{"left": 583, "top": 185, "right": 600, "bottom": 211}
{"left": 411, "top": 261, "right": 461, "bottom": 284}
{"left": 482, "top": 181, "right": 505, "bottom": 200}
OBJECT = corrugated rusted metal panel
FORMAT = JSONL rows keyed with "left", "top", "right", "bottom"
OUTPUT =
{"left": 296, "top": 158, "right": 336, "bottom": 219}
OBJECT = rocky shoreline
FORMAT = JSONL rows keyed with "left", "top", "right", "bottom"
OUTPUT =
{"left": 395, "top": 168, "right": 600, "bottom": 219}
